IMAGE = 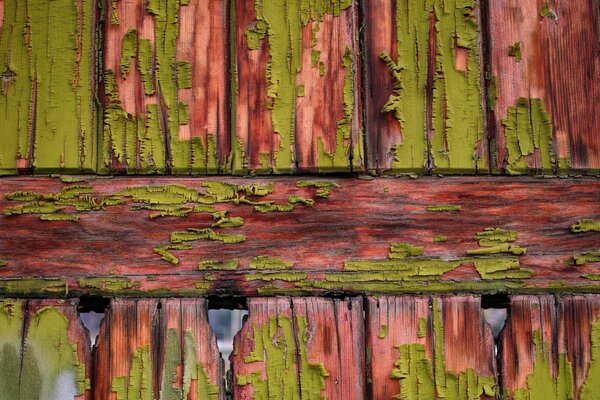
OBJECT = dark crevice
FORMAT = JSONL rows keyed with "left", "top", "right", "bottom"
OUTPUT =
{"left": 481, "top": 293, "right": 510, "bottom": 395}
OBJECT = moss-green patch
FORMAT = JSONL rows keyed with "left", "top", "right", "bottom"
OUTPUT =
{"left": 77, "top": 277, "right": 141, "bottom": 292}
{"left": 249, "top": 256, "right": 294, "bottom": 270}
{"left": 170, "top": 228, "right": 246, "bottom": 244}
{"left": 288, "top": 195, "right": 315, "bottom": 207}
{"left": 246, "top": 272, "right": 308, "bottom": 282}
{"left": 508, "top": 42, "right": 522, "bottom": 62}
{"left": 389, "top": 243, "right": 424, "bottom": 259}
{"left": 154, "top": 243, "right": 193, "bottom": 265}
{"left": 39, "top": 213, "right": 80, "bottom": 222}
{"left": 199, "top": 259, "right": 239, "bottom": 270}
{"left": 503, "top": 98, "right": 555, "bottom": 174}
{"left": 426, "top": 205, "right": 462, "bottom": 212}
{"left": 0, "top": 0, "right": 96, "bottom": 174}
{"left": 254, "top": 203, "right": 295, "bottom": 213}
{"left": 237, "top": 315, "right": 328, "bottom": 399}
{"left": 378, "top": 325, "right": 388, "bottom": 339}
{"left": 571, "top": 219, "right": 600, "bottom": 233}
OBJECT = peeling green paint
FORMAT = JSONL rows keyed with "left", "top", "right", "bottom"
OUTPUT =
{"left": 380, "top": 0, "right": 486, "bottom": 173}
{"left": 571, "top": 219, "right": 600, "bottom": 233}
{"left": 582, "top": 274, "right": 600, "bottom": 281}
{"left": 199, "top": 259, "right": 239, "bottom": 270}
{"left": 254, "top": 203, "right": 295, "bottom": 213}
{"left": 434, "top": 236, "right": 448, "bottom": 243}
{"left": 249, "top": 255, "right": 294, "bottom": 270}
{"left": 154, "top": 243, "right": 193, "bottom": 265}
{"left": 503, "top": 98, "right": 555, "bottom": 175}
{"left": 418, "top": 317, "right": 427, "bottom": 338}
{"left": 378, "top": 325, "right": 388, "bottom": 339}
{"left": 170, "top": 228, "right": 246, "bottom": 244}
{"left": 0, "top": 261, "right": 7, "bottom": 268}
{"left": 426, "top": 205, "right": 462, "bottom": 212}
{"left": 39, "top": 213, "right": 80, "bottom": 222}
{"left": 565, "top": 253, "right": 600, "bottom": 266}
{"left": 288, "top": 195, "right": 315, "bottom": 207}
{"left": 508, "top": 42, "right": 522, "bottom": 62}
{"left": 3, "top": 202, "right": 65, "bottom": 216}
{"left": 132, "top": 204, "right": 196, "bottom": 219}
{"left": 246, "top": 272, "right": 308, "bottom": 282}
{"left": 0, "top": 0, "right": 96, "bottom": 174}
{"left": 212, "top": 214, "right": 245, "bottom": 228}
{"left": 467, "top": 244, "right": 526, "bottom": 256}
{"left": 389, "top": 243, "right": 424, "bottom": 259}
{"left": 237, "top": 315, "right": 328, "bottom": 399}
{"left": 183, "top": 330, "right": 219, "bottom": 399}
{"left": 241, "top": 0, "right": 356, "bottom": 173}
{"left": 78, "top": 277, "right": 141, "bottom": 292}
{"left": 470, "top": 257, "right": 533, "bottom": 280}
{"left": 296, "top": 180, "right": 340, "bottom": 198}
{"left": 511, "top": 331, "right": 574, "bottom": 399}
{"left": 112, "top": 345, "right": 153, "bottom": 400}
{"left": 121, "top": 29, "right": 138, "bottom": 77}
{"left": 474, "top": 227, "right": 518, "bottom": 244}
{"left": 0, "top": 279, "right": 68, "bottom": 296}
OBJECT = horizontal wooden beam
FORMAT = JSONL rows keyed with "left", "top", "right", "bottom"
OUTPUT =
{"left": 0, "top": 176, "right": 598, "bottom": 297}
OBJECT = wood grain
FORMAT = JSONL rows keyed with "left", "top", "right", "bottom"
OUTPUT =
{"left": 489, "top": 0, "right": 600, "bottom": 174}
{"left": 0, "top": 176, "right": 598, "bottom": 296}
{"left": 102, "top": 0, "right": 228, "bottom": 174}
{"left": 230, "top": 297, "right": 364, "bottom": 399}
{"left": 233, "top": 0, "right": 363, "bottom": 174}
{"left": 366, "top": 296, "right": 431, "bottom": 399}
{"left": 93, "top": 298, "right": 223, "bottom": 399}
{"left": 363, "top": 0, "right": 487, "bottom": 174}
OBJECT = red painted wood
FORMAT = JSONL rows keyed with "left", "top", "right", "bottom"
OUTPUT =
{"left": 0, "top": 176, "right": 598, "bottom": 296}
{"left": 366, "top": 296, "right": 431, "bottom": 399}
{"left": 489, "top": 0, "right": 600, "bottom": 173}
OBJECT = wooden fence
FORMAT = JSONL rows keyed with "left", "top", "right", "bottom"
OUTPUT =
{"left": 0, "top": 0, "right": 599, "bottom": 399}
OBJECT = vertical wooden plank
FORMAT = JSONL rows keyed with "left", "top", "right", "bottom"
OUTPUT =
{"left": 366, "top": 296, "right": 432, "bottom": 399}
{"left": 0, "top": 299, "right": 91, "bottom": 399}
{"left": 94, "top": 298, "right": 222, "bottom": 400}
{"left": 364, "top": 0, "right": 487, "bottom": 174}
{"left": 178, "top": 298, "right": 224, "bottom": 399}
{"left": 559, "top": 295, "right": 600, "bottom": 397}
{"left": 231, "top": 297, "right": 364, "bottom": 399}
{"left": 436, "top": 296, "right": 497, "bottom": 397}
{"left": 489, "top": 0, "right": 600, "bottom": 174}
{"left": 102, "top": 0, "right": 228, "bottom": 175}
{"left": 292, "top": 297, "right": 365, "bottom": 399}
{"left": 231, "top": 298, "right": 296, "bottom": 399}
{"left": 233, "top": 0, "right": 363, "bottom": 174}
{"left": 94, "top": 299, "right": 159, "bottom": 400}
{"left": 499, "top": 295, "right": 557, "bottom": 398}
{"left": 0, "top": 0, "right": 97, "bottom": 174}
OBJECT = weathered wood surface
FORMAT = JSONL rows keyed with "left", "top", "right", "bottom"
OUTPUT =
{"left": 231, "top": 297, "right": 364, "bottom": 399}
{"left": 102, "top": 0, "right": 228, "bottom": 174}
{"left": 0, "top": 298, "right": 91, "bottom": 399}
{"left": 489, "top": 0, "right": 600, "bottom": 175}
{"left": 500, "top": 295, "right": 600, "bottom": 397}
{"left": 233, "top": 0, "right": 363, "bottom": 174}
{"left": 366, "top": 296, "right": 496, "bottom": 398}
{"left": 0, "top": 176, "right": 598, "bottom": 297}
{"left": 363, "top": 0, "right": 487, "bottom": 174}
{"left": 93, "top": 298, "right": 223, "bottom": 399}
{"left": 0, "top": 0, "right": 97, "bottom": 175}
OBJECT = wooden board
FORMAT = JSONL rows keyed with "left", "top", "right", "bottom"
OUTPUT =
{"left": 233, "top": 0, "right": 363, "bottom": 174}
{"left": 0, "top": 299, "right": 91, "bottom": 399}
{"left": 0, "top": 176, "right": 598, "bottom": 297}
{"left": 489, "top": 0, "right": 600, "bottom": 175}
{"left": 500, "top": 295, "right": 600, "bottom": 397}
{"left": 0, "top": 0, "right": 97, "bottom": 175}
{"left": 230, "top": 297, "right": 364, "bottom": 399}
{"left": 102, "top": 0, "right": 228, "bottom": 175}
{"left": 363, "top": 0, "right": 487, "bottom": 174}
{"left": 93, "top": 298, "right": 223, "bottom": 399}
{"left": 366, "top": 295, "right": 496, "bottom": 398}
